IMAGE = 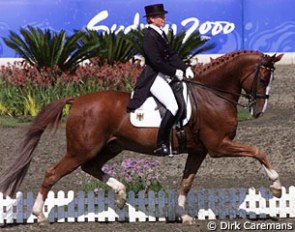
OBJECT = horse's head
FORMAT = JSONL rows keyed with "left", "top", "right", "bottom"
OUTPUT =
{"left": 191, "top": 51, "right": 284, "bottom": 118}
{"left": 241, "top": 53, "right": 283, "bottom": 118}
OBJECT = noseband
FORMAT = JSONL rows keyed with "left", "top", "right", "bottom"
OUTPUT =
{"left": 246, "top": 62, "right": 275, "bottom": 108}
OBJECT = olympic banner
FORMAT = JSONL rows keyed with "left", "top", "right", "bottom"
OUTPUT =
{"left": 0, "top": 0, "right": 294, "bottom": 58}
{"left": 243, "top": 0, "right": 295, "bottom": 53}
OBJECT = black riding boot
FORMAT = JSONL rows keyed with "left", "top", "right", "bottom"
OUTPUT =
{"left": 153, "top": 110, "right": 175, "bottom": 156}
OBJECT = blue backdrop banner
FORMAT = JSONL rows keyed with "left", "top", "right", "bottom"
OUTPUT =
{"left": 0, "top": 0, "right": 294, "bottom": 57}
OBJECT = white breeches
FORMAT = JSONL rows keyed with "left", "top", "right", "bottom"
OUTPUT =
{"left": 150, "top": 73, "right": 178, "bottom": 116}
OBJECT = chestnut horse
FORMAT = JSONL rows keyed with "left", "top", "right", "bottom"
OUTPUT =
{"left": 0, "top": 50, "right": 283, "bottom": 224}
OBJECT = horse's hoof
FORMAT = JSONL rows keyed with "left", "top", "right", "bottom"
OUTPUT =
{"left": 270, "top": 186, "right": 282, "bottom": 198}
{"left": 37, "top": 215, "right": 49, "bottom": 226}
{"left": 115, "top": 189, "right": 127, "bottom": 209}
{"left": 182, "top": 215, "right": 196, "bottom": 225}
{"left": 38, "top": 219, "right": 50, "bottom": 227}
{"left": 33, "top": 211, "right": 49, "bottom": 225}
{"left": 115, "top": 197, "right": 126, "bottom": 209}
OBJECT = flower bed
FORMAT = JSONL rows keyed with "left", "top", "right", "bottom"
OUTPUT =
{"left": 83, "top": 159, "right": 166, "bottom": 195}
{"left": 0, "top": 61, "right": 142, "bottom": 116}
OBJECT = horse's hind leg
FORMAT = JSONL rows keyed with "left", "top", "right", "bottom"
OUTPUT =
{"left": 32, "top": 154, "right": 82, "bottom": 223}
{"left": 81, "top": 144, "right": 127, "bottom": 209}
{"left": 176, "top": 151, "right": 207, "bottom": 224}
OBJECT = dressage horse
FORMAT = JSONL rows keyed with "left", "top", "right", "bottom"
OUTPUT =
{"left": 0, "top": 50, "right": 283, "bottom": 224}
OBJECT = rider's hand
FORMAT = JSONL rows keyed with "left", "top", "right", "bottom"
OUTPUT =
{"left": 175, "top": 69, "right": 184, "bottom": 81}
{"left": 185, "top": 67, "right": 194, "bottom": 79}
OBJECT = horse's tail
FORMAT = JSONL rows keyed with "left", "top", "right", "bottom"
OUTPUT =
{"left": 0, "top": 97, "right": 74, "bottom": 196}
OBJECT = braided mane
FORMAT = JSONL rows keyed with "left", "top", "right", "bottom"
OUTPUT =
{"left": 195, "top": 50, "right": 263, "bottom": 76}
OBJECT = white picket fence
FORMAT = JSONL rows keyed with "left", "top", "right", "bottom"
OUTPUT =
{"left": 1, "top": 186, "right": 295, "bottom": 224}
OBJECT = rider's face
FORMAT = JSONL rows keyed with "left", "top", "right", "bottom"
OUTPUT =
{"left": 150, "top": 14, "right": 166, "bottom": 27}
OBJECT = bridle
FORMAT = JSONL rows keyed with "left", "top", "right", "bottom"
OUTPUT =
{"left": 247, "top": 63, "right": 275, "bottom": 107}
{"left": 184, "top": 59, "right": 275, "bottom": 110}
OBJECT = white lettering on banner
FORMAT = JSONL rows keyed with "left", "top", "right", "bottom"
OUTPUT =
{"left": 181, "top": 18, "right": 235, "bottom": 36}
{"left": 87, "top": 10, "right": 110, "bottom": 32}
{"left": 87, "top": 10, "right": 235, "bottom": 37}
{"left": 87, "top": 10, "right": 143, "bottom": 34}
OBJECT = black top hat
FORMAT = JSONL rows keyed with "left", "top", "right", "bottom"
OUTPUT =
{"left": 144, "top": 4, "right": 168, "bottom": 17}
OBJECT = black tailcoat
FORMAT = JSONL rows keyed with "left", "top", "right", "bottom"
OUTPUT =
{"left": 127, "top": 27, "right": 187, "bottom": 112}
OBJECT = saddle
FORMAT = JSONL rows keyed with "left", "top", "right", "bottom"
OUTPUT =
{"left": 130, "top": 81, "right": 192, "bottom": 153}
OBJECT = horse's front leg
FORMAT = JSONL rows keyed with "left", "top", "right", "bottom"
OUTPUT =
{"left": 176, "top": 152, "right": 207, "bottom": 224}
{"left": 208, "top": 138, "right": 282, "bottom": 198}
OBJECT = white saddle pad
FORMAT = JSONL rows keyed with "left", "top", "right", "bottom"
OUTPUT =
{"left": 130, "top": 82, "right": 192, "bottom": 127}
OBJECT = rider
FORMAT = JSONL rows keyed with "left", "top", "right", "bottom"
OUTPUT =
{"left": 127, "top": 3, "right": 194, "bottom": 156}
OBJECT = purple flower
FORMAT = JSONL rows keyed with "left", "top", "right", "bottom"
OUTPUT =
{"left": 91, "top": 158, "right": 164, "bottom": 193}
{"left": 94, "top": 188, "right": 101, "bottom": 193}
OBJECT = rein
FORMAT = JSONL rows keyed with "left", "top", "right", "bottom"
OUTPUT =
{"left": 184, "top": 79, "right": 251, "bottom": 108}
{"left": 184, "top": 64, "right": 275, "bottom": 110}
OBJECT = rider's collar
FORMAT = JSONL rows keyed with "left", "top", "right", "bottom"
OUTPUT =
{"left": 149, "top": 24, "right": 164, "bottom": 36}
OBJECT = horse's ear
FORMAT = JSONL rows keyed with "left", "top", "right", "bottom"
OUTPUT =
{"left": 273, "top": 53, "right": 284, "bottom": 63}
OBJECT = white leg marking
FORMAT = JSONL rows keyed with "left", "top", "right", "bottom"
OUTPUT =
{"left": 263, "top": 165, "right": 282, "bottom": 197}
{"left": 32, "top": 192, "right": 47, "bottom": 222}
{"left": 176, "top": 194, "right": 186, "bottom": 216}
{"left": 263, "top": 165, "right": 279, "bottom": 180}
{"left": 271, "top": 178, "right": 282, "bottom": 190}
{"left": 103, "top": 174, "right": 126, "bottom": 208}
{"left": 33, "top": 193, "right": 44, "bottom": 214}
{"left": 176, "top": 194, "right": 194, "bottom": 223}
{"left": 103, "top": 175, "right": 125, "bottom": 193}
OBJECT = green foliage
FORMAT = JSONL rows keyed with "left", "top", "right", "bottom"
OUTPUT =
{"left": 0, "top": 82, "right": 101, "bottom": 117}
{"left": 0, "top": 81, "right": 24, "bottom": 116}
{"left": 3, "top": 26, "right": 99, "bottom": 72}
{"left": 238, "top": 108, "right": 252, "bottom": 121}
{"left": 0, "top": 103, "right": 15, "bottom": 117}
{"left": 0, "top": 115, "right": 31, "bottom": 128}
{"left": 81, "top": 29, "right": 138, "bottom": 66}
{"left": 83, "top": 179, "right": 109, "bottom": 194}
{"left": 125, "top": 29, "right": 145, "bottom": 56}
{"left": 23, "top": 92, "right": 40, "bottom": 116}
{"left": 3, "top": 26, "right": 215, "bottom": 72}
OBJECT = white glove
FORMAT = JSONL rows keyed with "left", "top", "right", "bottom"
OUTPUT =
{"left": 175, "top": 69, "right": 184, "bottom": 81}
{"left": 185, "top": 66, "right": 194, "bottom": 79}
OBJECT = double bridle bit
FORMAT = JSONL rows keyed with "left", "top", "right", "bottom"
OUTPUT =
{"left": 246, "top": 64, "right": 275, "bottom": 108}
